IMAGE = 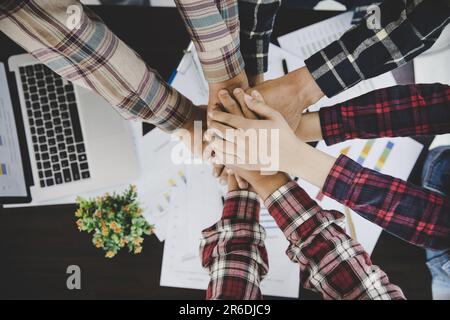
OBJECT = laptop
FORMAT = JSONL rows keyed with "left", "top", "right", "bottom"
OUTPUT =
{"left": 0, "top": 54, "right": 139, "bottom": 205}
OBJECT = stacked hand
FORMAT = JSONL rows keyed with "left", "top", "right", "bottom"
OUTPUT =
{"left": 250, "top": 67, "right": 324, "bottom": 132}
{"left": 207, "top": 71, "right": 264, "bottom": 188}
{"left": 206, "top": 88, "right": 290, "bottom": 200}
{"left": 207, "top": 87, "right": 335, "bottom": 191}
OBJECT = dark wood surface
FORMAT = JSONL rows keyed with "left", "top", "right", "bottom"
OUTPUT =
{"left": 0, "top": 6, "right": 432, "bottom": 300}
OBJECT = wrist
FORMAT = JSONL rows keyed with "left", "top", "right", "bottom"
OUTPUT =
{"left": 251, "top": 172, "right": 291, "bottom": 201}
{"left": 247, "top": 73, "right": 264, "bottom": 87}
{"left": 295, "top": 112, "right": 323, "bottom": 142}
{"left": 291, "top": 67, "right": 324, "bottom": 110}
{"left": 290, "top": 141, "right": 336, "bottom": 190}
{"left": 208, "top": 71, "right": 249, "bottom": 97}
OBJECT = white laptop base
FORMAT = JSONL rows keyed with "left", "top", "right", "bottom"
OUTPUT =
{"left": 8, "top": 54, "right": 139, "bottom": 202}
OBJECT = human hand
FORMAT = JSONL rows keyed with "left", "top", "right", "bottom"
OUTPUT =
{"left": 176, "top": 104, "right": 208, "bottom": 160}
{"left": 226, "top": 169, "right": 241, "bottom": 192}
{"left": 208, "top": 71, "right": 249, "bottom": 125}
{"left": 208, "top": 71, "right": 250, "bottom": 187}
{"left": 208, "top": 90, "right": 302, "bottom": 174}
{"left": 208, "top": 89, "right": 291, "bottom": 200}
{"left": 211, "top": 86, "right": 259, "bottom": 189}
{"left": 250, "top": 67, "right": 324, "bottom": 131}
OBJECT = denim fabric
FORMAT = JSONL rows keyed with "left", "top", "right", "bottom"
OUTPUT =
{"left": 422, "top": 146, "right": 450, "bottom": 300}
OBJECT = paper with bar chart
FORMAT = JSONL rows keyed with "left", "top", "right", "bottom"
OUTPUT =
{"left": 298, "top": 137, "right": 423, "bottom": 255}
{"left": 0, "top": 63, "right": 27, "bottom": 197}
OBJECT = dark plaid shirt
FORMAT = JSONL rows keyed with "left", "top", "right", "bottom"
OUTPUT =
{"left": 200, "top": 184, "right": 405, "bottom": 300}
{"left": 239, "top": 0, "right": 450, "bottom": 96}
{"left": 305, "top": 0, "right": 450, "bottom": 97}
{"left": 319, "top": 83, "right": 450, "bottom": 250}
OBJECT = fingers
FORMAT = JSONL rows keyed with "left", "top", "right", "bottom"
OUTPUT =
{"left": 244, "top": 91, "right": 277, "bottom": 120}
{"left": 227, "top": 170, "right": 240, "bottom": 191}
{"left": 210, "top": 136, "right": 239, "bottom": 157}
{"left": 250, "top": 90, "right": 266, "bottom": 104}
{"left": 209, "top": 110, "right": 255, "bottom": 130}
{"left": 218, "top": 90, "right": 244, "bottom": 117}
{"left": 207, "top": 121, "right": 235, "bottom": 141}
{"left": 213, "top": 164, "right": 225, "bottom": 179}
{"left": 234, "top": 173, "right": 249, "bottom": 189}
{"left": 233, "top": 88, "right": 258, "bottom": 120}
{"left": 212, "top": 164, "right": 228, "bottom": 185}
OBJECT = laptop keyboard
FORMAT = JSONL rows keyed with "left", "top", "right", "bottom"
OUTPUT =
{"left": 19, "top": 64, "right": 91, "bottom": 188}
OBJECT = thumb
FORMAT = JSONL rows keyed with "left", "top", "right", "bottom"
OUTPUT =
{"left": 244, "top": 93, "right": 276, "bottom": 120}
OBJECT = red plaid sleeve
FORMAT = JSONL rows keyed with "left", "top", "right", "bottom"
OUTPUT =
{"left": 265, "top": 181, "right": 405, "bottom": 300}
{"left": 323, "top": 155, "right": 450, "bottom": 250}
{"left": 319, "top": 84, "right": 450, "bottom": 146}
{"left": 200, "top": 190, "right": 269, "bottom": 300}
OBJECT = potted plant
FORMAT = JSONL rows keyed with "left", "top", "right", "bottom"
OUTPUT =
{"left": 75, "top": 185, "right": 154, "bottom": 258}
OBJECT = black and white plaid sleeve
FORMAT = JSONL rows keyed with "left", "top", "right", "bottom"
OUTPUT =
{"left": 305, "top": 0, "right": 450, "bottom": 98}
{"left": 238, "top": 0, "right": 281, "bottom": 76}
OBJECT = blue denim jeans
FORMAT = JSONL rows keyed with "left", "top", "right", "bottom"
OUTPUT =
{"left": 422, "top": 146, "right": 450, "bottom": 300}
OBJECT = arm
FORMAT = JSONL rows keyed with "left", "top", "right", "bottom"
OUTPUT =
{"left": 264, "top": 180, "right": 405, "bottom": 300}
{"left": 0, "top": 0, "right": 194, "bottom": 133}
{"left": 200, "top": 189, "right": 269, "bottom": 300}
{"left": 305, "top": 0, "right": 450, "bottom": 97}
{"left": 174, "top": 0, "right": 244, "bottom": 83}
{"left": 322, "top": 155, "right": 450, "bottom": 250}
{"left": 210, "top": 90, "right": 450, "bottom": 250}
{"left": 296, "top": 83, "right": 450, "bottom": 143}
{"left": 252, "top": 0, "right": 450, "bottom": 131}
{"left": 238, "top": 0, "right": 281, "bottom": 78}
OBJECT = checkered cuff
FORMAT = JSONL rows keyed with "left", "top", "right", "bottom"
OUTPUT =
{"left": 305, "top": 41, "right": 362, "bottom": 98}
{"left": 196, "top": 40, "right": 245, "bottom": 83}
{"left": 265, "top": 181, "right": 322, "bottom": 242}
{"left": 222, "top": 190, "right": 260, "bottom": 222}
{"left": 319, "top": 105, "right": 347, "bottom": 146}
{"left": 322, "top": 155, "right": 362, "bottom": 202}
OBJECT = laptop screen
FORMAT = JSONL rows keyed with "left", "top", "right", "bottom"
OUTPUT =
{"left": 0, "top": 63, "right": 27, "bottom": 197}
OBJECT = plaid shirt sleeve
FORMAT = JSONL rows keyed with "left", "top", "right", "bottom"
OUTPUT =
{"left": 200, "top": 190, "right": 269, "bottom": 300}
{"left": 319, "top": 83, "right": 450, "bottom": 145}
{"left": 0, "top": 0, "right": 193, "bottom": 132}
{"left": 238, "top": 0, "right": 281, "bottom": 76}
{"left": 265, "top": 181, "right": 405, "bottom": 300}
{"left": 305, "top": 0, "right": 450, "bottom": 98}
{"left": 323, "top": 155, "right": 450, "bottom": 250}
{"left": 174, "top": 0, "right": 245, "bottom": 83}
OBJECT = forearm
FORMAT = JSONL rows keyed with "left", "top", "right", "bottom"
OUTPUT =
{"left": 297, "top": 83, "right": 450, "bottom": 143}
{"left": 305, "top": 0, "right": 450, "bottom": 97}
{"left": 319, "top": 84, "right": 450, "bottom": 145}
{"left": 175, "top": 0, "right": 244, "bottom": 83}
{"left": 265, "top": 181, "right": 405, "bottom": 300}
{"left": 201, "top": 191, "right": 269, "bottom": 300}
{"left": 284, "top": 140, "right": 336, "bottom": 190}
{"left": 238, "top": 0, "right": 281, "bottom": 76}
{"left": 323, "top": 155, "right": 450, "bottom": 250}
{"left": 0, "top": 0, "right": 193, "bottom": 132}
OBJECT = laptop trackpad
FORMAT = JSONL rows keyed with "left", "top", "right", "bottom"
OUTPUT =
{"left": 75, "top": 86, "right": 128, "bottom": 139}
